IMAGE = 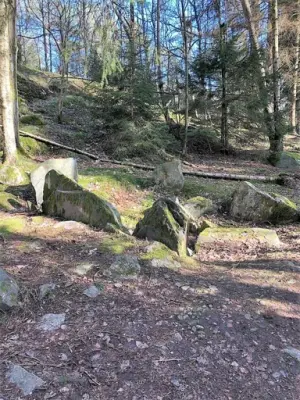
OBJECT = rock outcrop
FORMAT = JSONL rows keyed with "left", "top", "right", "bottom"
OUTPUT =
{"left": 154, "top": 160, "right": 184, "bottom": 193}
{"left": 133, "top": 198, "right": 196, "bottom": 256}
{"left": 30, "top": 158, "right": 78, "bottom": 208}
{"left": 43, "top": 169, "right": 123, "bottom": 230}
{"left": 230, "top": 181, "right": 299, "bottom": 223}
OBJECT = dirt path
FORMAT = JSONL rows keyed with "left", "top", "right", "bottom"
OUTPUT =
{"left": 0, "top": 213, "right": 299, "bottom": 400}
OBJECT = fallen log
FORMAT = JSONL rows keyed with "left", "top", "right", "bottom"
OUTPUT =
{"left": 19, "top": 130, "right": 278, "bottom": 183}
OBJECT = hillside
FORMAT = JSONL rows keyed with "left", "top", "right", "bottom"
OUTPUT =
{"left": 0, "top": 68, "right": 299, "bottom": 400}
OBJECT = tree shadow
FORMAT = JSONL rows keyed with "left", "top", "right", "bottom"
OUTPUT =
{"left": 0, "top": 228, "right": 299, "bottom": 400}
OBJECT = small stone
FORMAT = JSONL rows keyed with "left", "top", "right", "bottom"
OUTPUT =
{"left": 6, "top": 364, "right": 45, "bottom": 395}
{"left": 282, "top": 347, "right": 300, "bottom": 362}
{"left": 103, "top": 255, "right": 141, "bottom": 280}
{"left": 244, "top": 313, "right": 251, "bottom": 320}
{"left": 196, "top": 356, "right": 208, "bottom": 365}
{"left": 120, "top": 360, "right": 130, "bottom": 372}
{"left": 73, "top": 263, "right": 95, "bottom": 276}
{"left": 136, "top": 341, "right": 148, "bottom": 349}
{"left": 181, "top": 286, "right": 190, "bottom": 291}
{"left": 83, "top": 285, "right": 100, "bottom": 298}
{"left": 174, "top": 332, "right": 183, "bottom": 341}
{"left": 39, "top": 283, "right": 56, "bottom": 299}
{"left": 114, "top": 282, "right": 123, "bottom": 288}
{"left": 231, "top": 361, "right": 239, "bottom": 368}
{"left": 37, "top": 313, "right": 65, "bottom": 331}
{"left": 60, "top": 353, "right": 68, "bottom": 361}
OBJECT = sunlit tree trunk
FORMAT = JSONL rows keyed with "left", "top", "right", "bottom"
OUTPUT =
{"left": 0, "top": 0, "right": 19, "bottom": 163}
{"left": 180, "top": 0, "right": 189, "bottom": 156}
{"left": 291, "top": 0, "right": 300, "bottom": 135}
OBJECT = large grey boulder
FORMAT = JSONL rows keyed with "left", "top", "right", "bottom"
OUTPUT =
{"left": 230, "top": 181, "right": 299, "bottom": 223}
{"left": 30, "top": 158, "right": 78, "bottom": 208}
{"left": 154, "top": 160, "right": 184, "bottom": 193}
{"left": 184, "top": 196, "right": 213, "bottom": 219}
{"left": 133, "top": 198, "right": 195, "bottom": 256}
{"left": 195, "top": 227, "right": 281, "bottom": 252}
{"left": 275, "top": 152, "right": 300, "bottom": 170}
{"left": 42, "top": 170, "right": 123, "bottom": 230}
{"left": 0, "top": 269, "right": 19, "bottom": 310}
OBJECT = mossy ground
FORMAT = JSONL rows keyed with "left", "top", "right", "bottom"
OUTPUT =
{"left": 79, "top": 167, "right": 154, "bottom": 229}
{"left": 0, "top": 215, "right": 27, "bottom": 236}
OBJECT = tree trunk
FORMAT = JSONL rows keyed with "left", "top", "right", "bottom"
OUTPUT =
{"left": 270, "top": 0, "right": 282, "bottom": 155}
{"left": 181, "top": 0, "right": 189, "bottom": 156}
{"left": 41, "top": 2, "right": 49, "bottom": 71}
{"left": 291, "top": 0, "right": 300, "bottom": 135}
{"left": 241, "top": 0, "right": 282, "bottom": 158}
{"left": 0, "top": 0, "right": 19, "bottom": 163}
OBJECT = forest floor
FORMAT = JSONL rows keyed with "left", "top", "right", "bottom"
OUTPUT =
{"left": 0, "top": 155, "right": 300, "bottom": 400}
{"left": 0, "top": 68, "right": 300, "bottom": 399}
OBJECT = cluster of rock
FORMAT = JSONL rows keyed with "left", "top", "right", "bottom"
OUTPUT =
{"left": 27, "top": 158, "right": 299, "bottom": 259}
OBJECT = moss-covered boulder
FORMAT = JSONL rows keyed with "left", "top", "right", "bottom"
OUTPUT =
{"left": 0, "top": 268, "right": 19, "bottom": 310}
{"left": 31, "top": 158, "right": 78, "bottom": 207}
{"left": 133, "top": 198, "right": 194, "bottom": 256}
{"left": 154, "top": 160, "right": 184, "bottom": 193}
{"left": 230, "top": 181, "right": 299, "bottom": 223}
{"left": 0, "top": 164, "right": 29, "bottom": 185}
{"left": 184, "top": 196, "right": 213, "bottom": 219}
{"left": 275, "top": 152, "right": 300, "bottom": 170}
{"left": 43, "top": 169, "right": 123, "bottom": 230}
{"left": 195, "top": 227, "right": 280, "bottom": 252}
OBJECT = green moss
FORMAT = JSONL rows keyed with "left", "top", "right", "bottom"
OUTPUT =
{"left": 183, "top": 177, "right": 237, "bottom": 204}
{"left": 0, "top": 216, "right": 26, "bottom": 236}
{"left": 20, "top": 114, "right": 44, "bottom": 126}
{"left": 20, "top": 136, "right": 47, "bottom": 156}
{"left": 18, "top": 97, "right": 29, "bottom": 115}
{"left": 286, "top": 152, "right": 300, "bottom": 161}
{"left": 100, "top": 234, "right": 137, "bottom": 255}
{"left": 0, "top": 192, "right": 23, "bottom": 211}
{"left": 0, "top": 164, "right": 29, "bottom": 185}
{"left": 141, "top": 242, "right": 175, "bottom": 261}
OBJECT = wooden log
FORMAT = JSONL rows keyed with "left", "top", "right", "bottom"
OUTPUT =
{"left": 19, "top": 130, "right": 278, "bottom": 182}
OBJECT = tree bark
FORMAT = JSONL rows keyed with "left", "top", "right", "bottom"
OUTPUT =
{"left": 271, "top": 0, "right": 282, "bottom": 150}
{"left": 291, "top": 0, "right": 300, "bottom": 135}
{"left": 0, "top": 0, "right": 19, "bottom": 163}
{"left": 180, "top": 0, "right": 189, "bottom": 156}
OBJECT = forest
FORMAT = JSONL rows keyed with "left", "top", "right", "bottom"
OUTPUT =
{"left": 0, "top": 0, "right": 299, "bottom": 163}
{"left": 0, "top": 1, "right": 300, "bottom": 400}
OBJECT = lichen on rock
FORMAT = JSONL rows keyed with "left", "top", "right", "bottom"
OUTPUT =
{"left": 184, "top": 196, "right": 213, "bottom": 219}
{"left": 43, "top": 169, "right": 123, "bottom": 230}
{"left": 195, "top": 227, "right": 281, "bottom": 252}
{"left": 133, "top": 198, "right": 194, "bottom": 256}
{"left": 230, "top": 181, "right": 299, "bottom": 224}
